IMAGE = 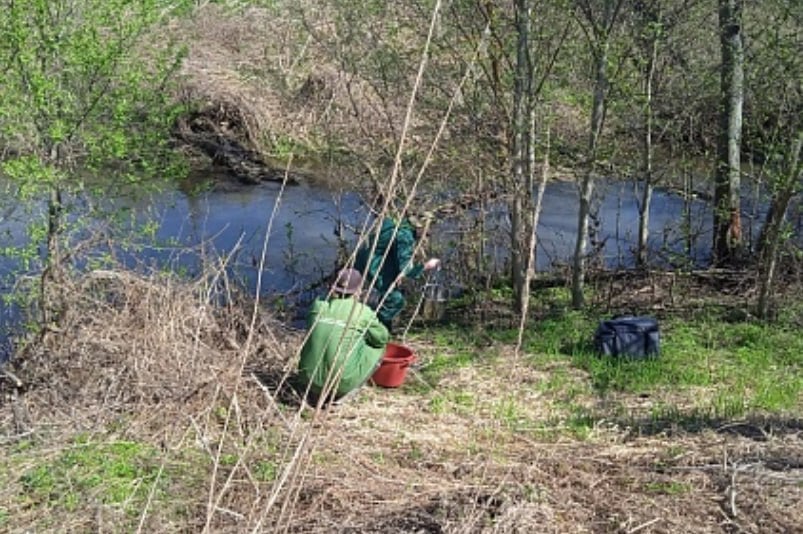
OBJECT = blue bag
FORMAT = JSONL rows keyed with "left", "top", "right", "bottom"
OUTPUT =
{"left": 594, "top": 316, "right": 660, "bottom": 360}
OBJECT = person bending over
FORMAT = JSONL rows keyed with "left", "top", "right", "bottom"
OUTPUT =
{"left": 297, "top": 268, "right": 389, "bottom": 404}
{"left": 354, "top": 213, "right": 440, "bottom": 333}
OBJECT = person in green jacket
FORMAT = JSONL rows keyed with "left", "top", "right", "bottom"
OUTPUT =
{"left": 297, "top": 268, "right": 389, "bottom": 404}
{"left": 354, "top": 213, "right": 441, "bottom": 333}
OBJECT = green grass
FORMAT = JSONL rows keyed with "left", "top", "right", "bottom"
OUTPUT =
{"left": 409, "top": 326, "right": 499, "bottom": 386}
{"left": 472, "top": 298, "right": 802, "bottom": 420}
{"left": 427, "top": 389, "right": 475, "bottom": 415}
{"left": 493, "top": 394, "right": 526, "bottom": 430}
{"left": 423, "top": 349, "right": 475, "bottom": 379}
{"left": 519, "top": 310, "right": 595, "bottom": 359}
{"left": 571, "top": 314, "right": 802, "bottom": 413}
{"left": 644, "top": 481, "right": 692, "bottom": 495}
{"left": 18, "top": 436, "right": 166, "bottom": 514}
{"left": 2, "top": 428, "right": 286, "bottom": 531}
{"left": 417, "top": 289, "right": 800, "bottom": 436}
{"left": 254, "top": 460, "right": 278, "bottom": 482}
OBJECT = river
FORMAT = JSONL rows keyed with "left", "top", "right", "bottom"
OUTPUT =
{"left": 1, "top": 170, "right": 757, "bottom": 360}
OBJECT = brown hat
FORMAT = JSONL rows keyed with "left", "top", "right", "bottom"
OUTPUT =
{"left": 333, "top": 268, "right": 362, "bottom": 295}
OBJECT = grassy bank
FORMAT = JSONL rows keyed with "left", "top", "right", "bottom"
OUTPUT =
{"left": 1, "top": 269, "right": 801, "bottom": 532}
{"left": 414, "top": 304, "right": 801, "bottom": 431}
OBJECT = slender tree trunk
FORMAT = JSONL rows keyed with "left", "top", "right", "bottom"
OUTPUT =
{"left": 477, "top": 170, "right": 486, "bottom": 283}
{"left": 684, "top": 166, "right": 693, "bottom": 259}
{"left": 516, "top": 122, "right": 550, "bottom": 356}
{"left": 637, "top": 31, "right": 659, "bottom": 268}
{"left": 511, "top": 0, "right": 533, "bottom": 314}
{"left": 571, "top": 39, "right": 608, "bottom": 308}
{"left": 714, "top": 0, "right": 744, "bottom": 265}
{"left": 571, "top": 0, "right": 623, "bottom": 308}
{"left": 757, "top": 131, "right": 802, "bottom": 318}
{"left": 42, "top": 185, "right": 64, "bottom": 326}
{"left": 526, "top": 102, "right": 538, "bottom": 279}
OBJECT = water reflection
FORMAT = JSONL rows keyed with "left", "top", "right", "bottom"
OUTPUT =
{"left": 0, "top": 173, "right": 730, "bottom": 359}
{"left": 435, "top": 180, "right": 714, "bottom": 274}
{"left": 129, "top": 180, "right": 367, "bottom": 295}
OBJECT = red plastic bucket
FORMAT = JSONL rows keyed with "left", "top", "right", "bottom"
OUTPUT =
{"left": 371, "top": 342, "right": 416, "bottom": 388}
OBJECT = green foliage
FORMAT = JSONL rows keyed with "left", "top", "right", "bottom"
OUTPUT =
{"left": 427, "top": 389, "right": 475, "bottom": 415}
{"left": 521, "top": 310, "right": 592, "bottom": 358}
{"left": 413, "top": 327, "right": 493, "bottom": 385}
{"left": 644, "top": 481, "right": 691, "bottom": 496}
{"left": 270, "top": 135, "right": 305, "bottom": 160}
{"left": 564, "top": 408, "right": 595, "bottom": 440}
{"left": 0, "top": 0, "right": 190, "bottom": 324}
{"left": 254, "top": 460, "right": 278, "bottom": 482}
{"left": 744, "top": 2, "right": 802, "bottom": 152}
{"left": 571, "top": 311, "right": 802, "bottom": 414}
{"left": 428, "top": 394, "right": 447, "bottom": 413}
{"left": 0, "top": 0, "right": 188, "bottom": 178}
{"left": 18, "top": 438, "right": 165, "bottom": 514}
{"left": 470, "top": 293, "right": 801, "bottom": 420}
{"left": 493, "top": 394, "right": 527, "bottom": 430}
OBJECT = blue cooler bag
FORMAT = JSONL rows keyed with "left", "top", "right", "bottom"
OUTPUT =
{"left": 594, "top": 316, "right": 660, "bottom": 360}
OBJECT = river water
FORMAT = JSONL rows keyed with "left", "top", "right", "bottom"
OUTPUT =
{"left": 125, "top": 177, "right": 720, "bottom": 291}
{"left": 0, "top": 172, "right": 741, "bottom": 359}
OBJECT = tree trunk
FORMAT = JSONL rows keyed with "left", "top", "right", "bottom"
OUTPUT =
{"left": 515, "top": 121, "right": 550, "bottom": 356}
{"left": 714, "top": 0, "right": 744, "bottom": 265}
{"left": 42, "top": 185, "right": 64, "bottom": 327}
{"left": 511, "top": 0, "right": 533, "bottom": 315}
{"left": 757, "top": 131, "right": 802, "bottom": 318}
{"left": 684, "top": 167, "right": 694, "bottom": 259}
{"left": 571, "top": 0, "right": 623, "bottom": 309}
{"left": 571, "top": 38, "right": 608, "bottom": 308}
{"left": 637, "top": 29, "right": 659, "bottom": 268}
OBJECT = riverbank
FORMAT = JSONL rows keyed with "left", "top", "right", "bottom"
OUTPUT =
{"left": 1, "top": 3, "right": 801, "bottom": 530}
{"left": 1, "top": 265, "right": 800, "bottom": 532}
{"left": 168, "top": 3, "right": 594, "bottom": 195}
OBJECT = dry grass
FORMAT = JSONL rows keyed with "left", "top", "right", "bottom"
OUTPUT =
{"left": 10, "top": 269, "right": 263, "bottom": 422}
{"left": 1, "top": 265, "right": 801, "bottom": 533}
{"left": 171, "top": 3, "right": 415, "bottom": 165}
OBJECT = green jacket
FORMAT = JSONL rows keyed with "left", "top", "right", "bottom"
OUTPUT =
{"left": 298, "top": 296, "right": 389, "bottom": 396}
{"left": 355, "top": 217, "right": 424, "bottom": 290}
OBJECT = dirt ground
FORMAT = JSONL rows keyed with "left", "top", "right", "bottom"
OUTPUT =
{"left": 245, "top": 354, "right": 802, "bottom": 534}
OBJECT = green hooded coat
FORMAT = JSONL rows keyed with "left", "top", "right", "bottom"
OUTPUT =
{"left": 297, "top": 296, "right": 389, "bottom": 397}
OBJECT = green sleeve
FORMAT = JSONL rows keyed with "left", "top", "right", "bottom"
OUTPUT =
{"left": 396, "top": 226, "right": 424, "bottom": 279}
{"left": 362, "top": 308, "right": 390, "bottom": 348}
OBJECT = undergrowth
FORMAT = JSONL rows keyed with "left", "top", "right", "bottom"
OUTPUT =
{"left": 1, "top": 269, "right": 800, "bottom": 532}
{"left": 414, "top": 284, "right": 802, "bottom": 426}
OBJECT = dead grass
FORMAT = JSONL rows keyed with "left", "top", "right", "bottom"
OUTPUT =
{"left": 1, "top": 267, "right": 801, "bottom": 533}
{"left": 171, "top": 3, "right": 414, "bottom": 166}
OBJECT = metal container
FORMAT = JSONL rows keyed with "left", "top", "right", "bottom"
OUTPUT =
{"left": 422, "top": 270, "right": 447, "bottom": 321}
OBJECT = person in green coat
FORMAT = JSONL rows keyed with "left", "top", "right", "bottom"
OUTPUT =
{"left": 354, "top": 213, "right": 441, "bottom": 333}
{"left": 297, "top": 268, "right": 389, "bottom": 404}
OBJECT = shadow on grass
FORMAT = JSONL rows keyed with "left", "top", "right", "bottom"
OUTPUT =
{"left": 250, "top": 367, "right": 307, "bottom": 409}
{"left": 250, "top": 366, "right": 369, "bottom": 410}
{"left": 624, "top": 413, "right": 803, "bottom": 441}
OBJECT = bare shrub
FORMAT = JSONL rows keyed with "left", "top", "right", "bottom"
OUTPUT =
{"left": 8, "top": 265, "right": 295, "bottom": 429}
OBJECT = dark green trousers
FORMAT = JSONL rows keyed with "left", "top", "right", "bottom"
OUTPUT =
{"left": 377, "top": 286, "right": 405, "bottom": 332}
